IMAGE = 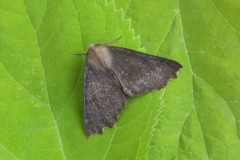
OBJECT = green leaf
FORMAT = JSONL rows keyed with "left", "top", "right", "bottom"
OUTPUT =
{"left": 0, "top": 0, "right": 239, "bottom": 160}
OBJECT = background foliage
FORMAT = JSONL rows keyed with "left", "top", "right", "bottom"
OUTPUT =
{"left": 0, "top": 0, "right": 240, "bottom": 159}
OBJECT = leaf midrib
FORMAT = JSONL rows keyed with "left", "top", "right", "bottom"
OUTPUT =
{"left": 178, "top": 0, "right": 210, "bottom": 159}
{"left": 23, "top": 0, "right": 67, "bottom": 159}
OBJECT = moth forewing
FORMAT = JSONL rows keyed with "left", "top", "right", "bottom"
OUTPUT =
{"left": 84, "top": 44, "right": 182, "bottom": 137}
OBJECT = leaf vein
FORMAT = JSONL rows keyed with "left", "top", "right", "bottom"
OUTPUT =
{"left": 208, "top": 0, "right": 240, "bottom": 44}
{"left": 103, "top": 128, "right": 117, "bottom": 160}
{"left": 156, "top": 13, "right": 178, "bottom": 54}
{"left": 0, "top": 143, "right": 19, "bottom": 160}
{"left": 194, "top": 73, "right": 240, "bottom": 139}
{"left": 0, "top": 64, "right": 48, "bottom": 106}
{"left": 124, "top": 0, "right": 132, "bottom": 15}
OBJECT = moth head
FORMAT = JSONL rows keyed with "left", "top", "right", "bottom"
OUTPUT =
{"left": 87, "top": 44, "right": 112, "bottom": 70}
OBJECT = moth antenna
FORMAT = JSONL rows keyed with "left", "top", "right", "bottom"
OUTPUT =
{"left": 103, "top": 36, "right": 122, "bottom": 45}
{"left": 74, "top": 53, "right": 87, "bottom": 56}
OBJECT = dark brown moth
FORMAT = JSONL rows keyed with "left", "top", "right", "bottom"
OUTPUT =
{"left": 84, "top": 44, "right": 182, "bottom": 137}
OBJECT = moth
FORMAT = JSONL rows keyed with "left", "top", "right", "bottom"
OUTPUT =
{"left": 84, "top": 44, "right": 182, "bottom": 137}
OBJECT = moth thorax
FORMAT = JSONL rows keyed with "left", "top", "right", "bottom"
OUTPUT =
{"left": 87, "top": 44, "right": 112, "bottom": 69}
